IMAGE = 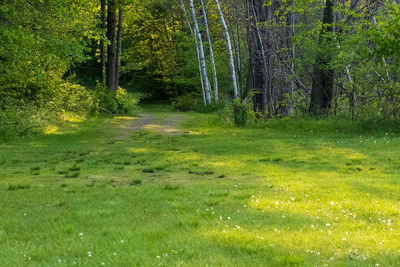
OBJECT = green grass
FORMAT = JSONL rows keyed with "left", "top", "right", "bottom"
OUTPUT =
{"left": 1, "top": 106, "right": 400, "bottom": 266}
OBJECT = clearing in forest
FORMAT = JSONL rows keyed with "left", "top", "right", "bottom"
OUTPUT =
{"left": 1, "top": 105, "right": 400, "bottom": 266}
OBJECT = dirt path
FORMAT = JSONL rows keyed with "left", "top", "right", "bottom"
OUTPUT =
{"left": 115, "top": 113, "right": 183, "bottom": 141}
{"left": 161, "top": 114, "right": 184, "bottom": 135}
{"left": 128, "top": 113, "right": 153, "bottom": 130}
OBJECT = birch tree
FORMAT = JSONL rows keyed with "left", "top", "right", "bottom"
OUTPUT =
{"left": 175, "top": 0, "right": 207, "bottom": 105}
{"left": 200, "top": 0, "right": 219, "bottom": 103}
{"left": 215, "top": 0, "right": 239, "bottom": 99}
{"left": 189, "top": 0, "right": 212, "bottom": 104}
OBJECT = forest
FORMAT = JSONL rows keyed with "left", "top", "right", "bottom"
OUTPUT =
{"left": 1, "top": 0, "right": 400, "bottom": 266}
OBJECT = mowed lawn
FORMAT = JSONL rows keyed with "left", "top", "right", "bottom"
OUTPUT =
{"left": 1, "top": 105, "right": 400, "bottom": 266}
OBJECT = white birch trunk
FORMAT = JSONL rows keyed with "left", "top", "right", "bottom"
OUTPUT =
{"left": 176, "top": 0, "right": 206, "bottom": 105}
{"left": 200, "top": 0, "right": 218, "bottom": 103}
{"left": 215, "top": 0, "right": 239, "bottom": 99}
{"left": 189, "top": 0, "right": 212, "bottom": 104}
{"left": 196, "top": 37, "right": 207, "bottom": 105}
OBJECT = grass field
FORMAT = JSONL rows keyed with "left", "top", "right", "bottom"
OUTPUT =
{"left": 1, "top": 105, "right": 400, "bottom": 266}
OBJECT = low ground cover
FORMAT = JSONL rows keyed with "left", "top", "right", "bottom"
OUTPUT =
{"left": 1, "top": 105, "right": 400, "bottom": 266}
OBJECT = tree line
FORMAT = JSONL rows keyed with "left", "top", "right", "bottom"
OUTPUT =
{"left": 1, "top": 0, "right": 400, "bottom": 125}
{"left": 169, "top": 0, "right": 400, "bottom": 119}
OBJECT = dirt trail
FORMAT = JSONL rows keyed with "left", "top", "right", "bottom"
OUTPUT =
{"left": 162, "top": 114, "right": 184, "bottom": 135}
{"left": 128, "top": 113, "right": 153, "bottom": 130}
{"left": 115, "top": 113, "right": 183, "bottom": 141}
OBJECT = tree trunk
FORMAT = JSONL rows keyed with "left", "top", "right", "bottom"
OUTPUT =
{"left": 189, "top": 0, "right": 212, "bottom": 104}
{"left": 106, "top": 0, "right": 117, "bottom": 91}
{"left": 100, "top": 0, "right": 106, "bottom": 84}
{"left": 309, "top": 0, "right": 334, "bottom": 114}
{"left": 114, "top": 7, "right": 123, "bottom": 90}
{"left": 234, "top": 0, "right": 243, "bottom": 94}
{"left": 176, "top": 0, "right": 206, "bottom": 105}
{"left": 288, "top": 1, "right": 296, "bottom": 116}
{"left": 246, "top": 0, "right": 269, "bottom": 115}
{"left": 196, "top": 36, "right": 207, "bottom": 105}
{"left": 200, "top": 0, "right": 218, "bottom": 103}
{"left": 215, "top": 0, "right": 239, "bottom": 99}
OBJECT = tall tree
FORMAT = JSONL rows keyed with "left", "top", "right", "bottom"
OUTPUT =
{"left": 309, "top": 0, "right": 335, "bottom": 114}
{"left": 100, "top": 0, "right": 106, "bottom": 84}
{"left": 114, "top": 7, "right": 123, "bottom": 90}
{"left": 246, "top": 0, "right": 269, "bottom": 115}
{"left": 200, "top": 0, "right": 218, "bottom": 103}
{"left": 288, "top": 0, "right": 296, "bottom": 116}
{"left": 175, "top": 0, "right": 207, "bottom": 105}
{"left": 106, "top": 0, "right": 117, "bottom": 91}
{"left": 189, "top": 0, "right": 212, "bottom": 104}
{"left": 215, "top": 0, "right": 239, "bottom": 99}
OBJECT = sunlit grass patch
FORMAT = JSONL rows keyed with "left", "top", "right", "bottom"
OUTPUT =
{"left": 43, "top": 125, "right": 61, "bottom": 135}
{"left": 113, "top": 116, "right": 137, "bottom": 120}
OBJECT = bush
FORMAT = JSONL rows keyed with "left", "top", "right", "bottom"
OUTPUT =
{"left": 172, "top": 93, "right": 201, "bottom": 111}
{"left": 216, "top": 100, "right": 256, "bottom": 127}
{"left": 115, "top": 87, "right": 140, "bottom": 114}
{"left": 0, "top": 83, "right": 140, "bottom": 142}
{"left": 94, "top": 85, "right": 140, "bottom": 115}
{"left": 56, "top": 82, "right": 94, "bottom": 117}
{"left": 0, "top": 98, "right": 46, "bottom": 141}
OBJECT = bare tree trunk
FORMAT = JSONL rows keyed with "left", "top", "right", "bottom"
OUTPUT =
{"left": 288, "top": 1, "right": 296, "bottom": 116}
{"left": 309, "top": 0, "right": 334, "bottom": 114}
{"left": 114, "top": 7, "right": 123, "bottom": 90}
{"left": 106, "top": 0, "right": 117, "bottom": 91}
{"left": 175, "top": 0, "right": 206, "bottom": 105}
{"left": 247, "top": 0, "right": 269, "bottom": 115}
{"left": 100, "top": 0, "right": 106, "bottom": 84}
{"left": 215, "top": 0, "right": 239, "bottom": 99}
{"left": 189, "top": 0, "right": 212, "bottom": 104}
{"left": 196, "top": 37, "right": 207, "bottom": 105}
{"left": 200, "top": 0, "right": 218, "bottom": 103}
{"left": 234, "top": 0, "right": 243, "bottom": 94}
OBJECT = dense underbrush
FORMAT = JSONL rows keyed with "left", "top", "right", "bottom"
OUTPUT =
{"left": 212, "top": 102, "right": 400, "bottom": 134}
{"left": 0, "top": 83, "right": 139, "bottom": 142}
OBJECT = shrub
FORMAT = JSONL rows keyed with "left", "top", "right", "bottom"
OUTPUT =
{"left": 172, "top": 93, "right": 201, "bottom": 111}
{"left": 0, "top": 98, "right": 46, "bottom": 141}
{"left": 55, "top": 82, "right": 94, "bottom": 117}
{"left": 115, "top": 87, "right": 140, "bottom": 115}
{"left": 0, "top": 82, "right": 140, "bottom": 142}
{"left": 94, "top": 84, "right": 140, "bottom": 115}
{"left": 216, "top": 100, "right": 256, "bottom": 127}
{"left": 129, "top": 178, "right": 142, "bottom": 186}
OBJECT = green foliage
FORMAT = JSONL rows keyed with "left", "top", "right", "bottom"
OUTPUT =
{"left": 172, "top": 93, "right": 202, "bottom": 112}
{"left": 0, "top": 98, "right": 49, "bottom": 142}
{"left": 7, "top": 183, "right": 31, "bottom": 191}
{"left": 94, "top": 85, "right": 140, "bottom": 115}
{"left": 51, "top": 83, "right": 95, "bottom": 117}
{"left": 115, "top": 87, "right": 140, "bottom": 115}
{"left": 0, "top": 0, "right": 97, "bottom": 99}
{"left": 0, "top": 84, "right": 140, "bottom": 142}
{"left": 261, "top": 116, "right": 400, "bottom": 134}
{"left": 233, "top": 101, "right": 248, "bottom": 127}
{"left": 129, "top": 178, "right": 142, "bottom": 185}
{"left": 368, "top": 3, "right": 400, "bottom": 59}
{"left": 216, "top": 100, "right": 256, "bottom": 127}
